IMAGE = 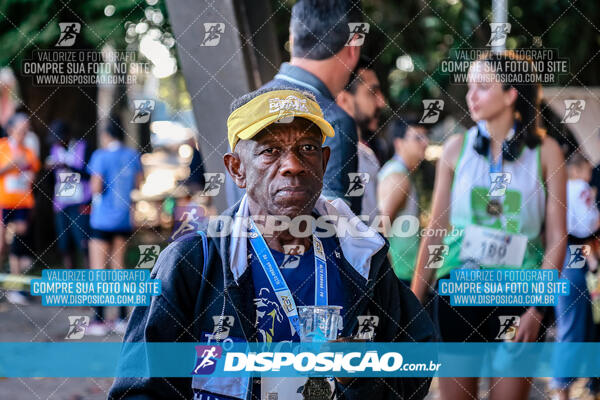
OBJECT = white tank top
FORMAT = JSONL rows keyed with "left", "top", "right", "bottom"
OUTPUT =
{"left": 438, "top": 126, "right": 546, "bottom": 277}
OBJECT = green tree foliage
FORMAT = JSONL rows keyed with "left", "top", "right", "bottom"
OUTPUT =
{"left": 0, "top": 0, "right": 171, "bottom": 66}
{"left": 269, "top": 0, "right": 600, "bottom": 110}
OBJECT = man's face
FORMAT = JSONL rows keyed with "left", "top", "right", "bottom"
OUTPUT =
{"left": 396, "top": 126, "right": 429, "bottom": 167}
{"left": 228, "top": 119, "right": 330, "bottom": 218}
{"left": 352, "top": 69, "right": 386, "bottom": 134}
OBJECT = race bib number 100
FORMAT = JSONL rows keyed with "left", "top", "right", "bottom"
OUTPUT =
{"left": 460, "top": 225, "right": 528, "bottom": 267}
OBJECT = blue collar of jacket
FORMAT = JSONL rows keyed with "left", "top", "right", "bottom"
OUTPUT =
{"left": 274, "top": 62, "right": 334, "bottom": 100}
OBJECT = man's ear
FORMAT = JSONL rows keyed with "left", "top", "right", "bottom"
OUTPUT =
{"left": 321, "top": 146, "right": 331, "bottom": 172}
{"left": 336, "top": 91, "right": 353, "bottom": 116}
{"left": 344, "top": 40, "right": 361, "bottom": 68}
{"left": 504, "top": 86, "right": 519, "bottom": 108}
{"left": 223, "top": 152, "right": 246, "bottom": 188}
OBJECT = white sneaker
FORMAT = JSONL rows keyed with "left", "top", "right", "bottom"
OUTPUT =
{"left": 86, "top": 321, "right": 108, "bottom": 336}
{"left": 112, "top": 319, "right": 128, "bottom": 335}
{"left": 6, "top": 291, "right": 29, "bottom": 305}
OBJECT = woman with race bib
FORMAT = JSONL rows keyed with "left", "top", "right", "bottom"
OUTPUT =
{"left": 411, "top": 51, "right": 567, "bottom": 400}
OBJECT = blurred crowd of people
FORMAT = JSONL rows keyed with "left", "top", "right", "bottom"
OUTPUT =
{"left": 2, "top": 0, "right": 600, "bottom": 398}
{"left": 0, "top": 68, "right": 144, "bottom": 336}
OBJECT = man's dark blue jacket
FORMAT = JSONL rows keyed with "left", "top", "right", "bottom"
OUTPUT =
{"left": 109, "top": 200, "right": 435, "bottom": 400}
{"left": 263, "top": 63, "right": 361, "bottom": 214}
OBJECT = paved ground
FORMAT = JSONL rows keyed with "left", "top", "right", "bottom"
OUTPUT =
{"left": 0, "top": 298, "right": 596, "bottom": 400}
{"left": 0, "top": 297, "right": 120, "bottom": 400}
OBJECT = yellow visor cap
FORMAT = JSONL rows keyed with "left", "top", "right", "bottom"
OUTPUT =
{"left": 227, "top": 89, "right": 335, "bottom": 150}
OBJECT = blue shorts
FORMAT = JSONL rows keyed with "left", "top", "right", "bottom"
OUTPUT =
{"left": 2, "top": 208, "right": 30, "bottom": 225}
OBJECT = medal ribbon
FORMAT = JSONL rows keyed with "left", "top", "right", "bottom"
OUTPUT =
{"left": 247, "top": 218, "right": 328, "bottom": 336}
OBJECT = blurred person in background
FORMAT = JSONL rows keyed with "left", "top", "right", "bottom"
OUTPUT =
{"left": 183, "top": 136, "right": 205, "bottom": 195}
{"left": 19, "top": 108, "right": 39, "bottom": 158}
{"left": 0, "top": 112, "right": 40, "bottom": 305}
{"left": 336, "top": 59, "right": 386, "bottom": 222}
{"left": 46, "top": 120, "right": 92, "bottom": 268}
{"left": 263, "top": 0, "right": 364, "bottom": 214}
{"left": 589, "top": 132, "right": 600, "bottom": 207}
{"left": 377, "top": 119, "right": 429, "bottom": 287}
{"left": 412, "top": 51, "right": 566, "bottom": 400}
{"left": 87, "top": 116, "right": 143, "bottom": 335}
{"left": 551, "top": 150, "right": 599, "bottom": 400}
{"left": 587, "top": 135, "right": 600, "bottom": 397}
{"left": 181, "top": 136, "right": 215, "bottom": 212}
{"left": 0, "top": 69, "right": 39, "bottom": 155}
{"left": 0, "top": 68, "right": 17, "bottom": 136}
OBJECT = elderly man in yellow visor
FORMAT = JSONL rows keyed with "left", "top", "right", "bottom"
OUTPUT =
{"left": 225, "top": 88, "right": 334, "bottom": 217}
{"left": 110, "top": 87, "right": 435, "bottom": 400}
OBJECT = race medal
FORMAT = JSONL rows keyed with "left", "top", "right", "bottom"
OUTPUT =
{"left": 486, "top": 199, "right": 503, "bottom": 216}
{"left": 301, "top": 377, "right": 333, "bottom": 400}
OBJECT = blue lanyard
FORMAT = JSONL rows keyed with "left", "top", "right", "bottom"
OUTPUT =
{"left": 484, "top": 122, "right": 517, "bottom": 175}
{"left": 489, "top": 146, "right": 503, "bottom": 174}
{"left": 247, "top": 219, "right": 328, "bottom": 335}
